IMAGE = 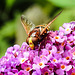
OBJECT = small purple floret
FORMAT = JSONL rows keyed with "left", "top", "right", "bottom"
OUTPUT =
{"left": 0, "top": 22, "right": 75, "bottom": 75}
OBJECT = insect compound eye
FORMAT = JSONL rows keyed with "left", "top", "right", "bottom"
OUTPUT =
{"left": 26, "top": 36, "right": 38, "bottom": 45}
{"left": 32, "top": 37, "right": 39, "bottom": 45}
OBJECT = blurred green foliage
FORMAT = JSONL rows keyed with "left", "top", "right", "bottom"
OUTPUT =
{"left": 48, "top": 0, "right": 75, "bottom": 8}
{"left": 0, "top": 0, "right": 75, "bottom": 58}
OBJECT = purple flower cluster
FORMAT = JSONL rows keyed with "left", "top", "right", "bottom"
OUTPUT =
{"left": 0, "top": 22, "right": 75, "bottom": 75}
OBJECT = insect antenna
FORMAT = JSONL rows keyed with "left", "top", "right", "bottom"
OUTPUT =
{"left": 41, "top": 11, "right": 62, "bottom": 35}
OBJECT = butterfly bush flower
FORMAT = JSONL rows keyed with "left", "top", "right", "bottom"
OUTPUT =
{"left": 1, "top": 22, "right": 75, "bottom": 75}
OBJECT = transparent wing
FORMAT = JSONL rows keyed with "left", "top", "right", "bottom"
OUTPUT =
{"left": 41, "top": 11, "right": 62, "bottom": 35}
{"left": 21, "top": 15, "right": 35, "bottom": 35}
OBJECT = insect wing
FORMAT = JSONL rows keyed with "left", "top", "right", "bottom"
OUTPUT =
{"left": 40, "top": 11, "right": 62, "bottom": 35}
{"left": 21, "top": 15, "right": 35, "bottom": 36}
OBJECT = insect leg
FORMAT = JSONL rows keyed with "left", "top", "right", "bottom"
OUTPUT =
{"left": 38, "top": 42, "right": 42, "bottom": 56}
{"left": 44, "top": 36, "right": 47, "bottom": 48}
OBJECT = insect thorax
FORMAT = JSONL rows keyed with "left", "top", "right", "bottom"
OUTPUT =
{"left": 29, "top": 25, "right": 48, "bottom": 38}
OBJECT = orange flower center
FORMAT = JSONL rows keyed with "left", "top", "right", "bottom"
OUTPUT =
{"left": 73, "top": 52, "right": 75, "bottom": 55}
{"left": 40, "top": 55, "right": 44, "bottom": 58}
{"left": 67, "top": 41, "right": 73, "bottom": 43}
{"left": 55, "top": 36, "right": 59, "bottom": 39}
{"left": 14, "top": 53, "right": 17, "bottom": 57}
{"left": 66, "top": 28, "right": 69, "bottom": 31}
{"left": 61, "top": 65, "right": 65, "bottom": 69}
{"left": 57, "top": 51, "right": 60, "bottom": 53}
{"left": 71, "top": 73, "right": 75, "bottom": 75}
{"left": 53, "top": 59, "right": 56, "bottom": 62}
{"left": 15, "top": 73, "right": 18, "bottom": 75}
{"left": 39, "top": 63, "right": 43, "bottom": 66}
{"left": 49, "top": 51, "right": 51, "bottom": 54}
{"left": 61, "top": 42, "right": 65, "bottom": 46}
{"left": 49, "top": 68, "right": 52, "bottom": 71}
{"left": 66, "top": 56, "right": 70, "bottom": 60}
{"left": 26, "top": 67, "right": 30, "bottom": 71}
{"left": 44, "top": 72, "right": 49, "bottom": 75}
{"left": 22, "top": 59, "right": 25, "bottom": 62}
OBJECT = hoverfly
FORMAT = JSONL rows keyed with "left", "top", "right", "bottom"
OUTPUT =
{"left": 21, "top": 11, "right": 62, "bottom": 50}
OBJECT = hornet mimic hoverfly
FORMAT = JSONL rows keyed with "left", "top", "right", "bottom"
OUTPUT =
{"left": 21, "top": 11, "right": 62, "bottom": 50}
